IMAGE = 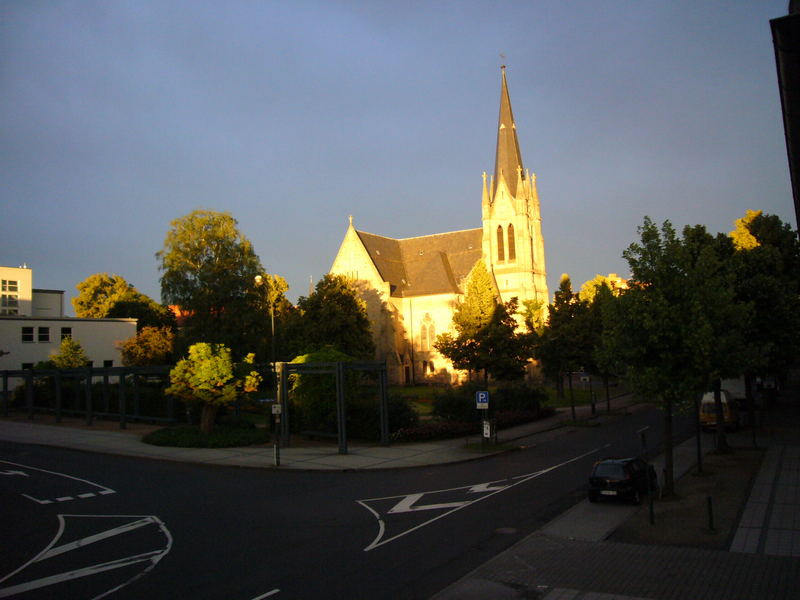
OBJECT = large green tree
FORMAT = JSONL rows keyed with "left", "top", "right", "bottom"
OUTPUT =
{"left": 157, "top": 210, "right": 264, "bottom": 356}
{"left": 607, "top": 218, "right": 753, "bottom": 492}
{"left": 72, "top": 273, "right": 175, "bottom": 331}
{"left": 730, "top": 211, "right": 800, "bottom": 423}
{"left": 284, "top": 274, "right": 375, "bottom": 359}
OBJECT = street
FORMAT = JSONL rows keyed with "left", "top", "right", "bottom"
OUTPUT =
{"left": 0, "top": 406, "right": 694, "bottom": 599}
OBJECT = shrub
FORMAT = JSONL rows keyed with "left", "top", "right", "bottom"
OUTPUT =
{"left": 347, "top": 393, "right": 419, "bottom": 441}
{"left": 142, "top": 422, "right": 269, "bottom": 448}
{"left": 289, "top": 348, "right": 357, "bottom": 433}
{"left": 432, "top": 382, "right": 547, "bottom": 421}
{"left": 392, "top": 420, "right": 477, "bottom": 442}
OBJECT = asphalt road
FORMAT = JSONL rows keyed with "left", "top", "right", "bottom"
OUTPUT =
{"left": 0, "top": 406, "right": 695, "bottom": 599}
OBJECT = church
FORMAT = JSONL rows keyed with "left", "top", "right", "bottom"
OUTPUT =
{"left": 330, "top": 67, "right": 548, "bottom": 384}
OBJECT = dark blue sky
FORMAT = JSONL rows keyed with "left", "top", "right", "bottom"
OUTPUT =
{"left": 1, "top": 1, "right": 795, "bottom": 311}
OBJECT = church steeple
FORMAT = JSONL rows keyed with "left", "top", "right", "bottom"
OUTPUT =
{"left": 482, "top": 65, "right": 548, "bottom": 313}
{"left": 493, "top": 65, "right": 525, "bottom": 198}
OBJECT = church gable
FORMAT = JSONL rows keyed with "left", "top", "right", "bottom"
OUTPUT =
{"left": 330, "top": 224, "right": 386, "bottom": 291}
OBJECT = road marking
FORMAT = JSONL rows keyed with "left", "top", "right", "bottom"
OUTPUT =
{"left": 251, "top": 590, "right": 280, "bottom": 599}
{"left": 0, "top": 514, "right": 173, "bottom": 599}
{"left": 0, "top": 459, "right": 116, "bottom": 504}
{"left": 358, "top": 445, "right": 609, "bottom": 551}
{"left": 388, "top": 493, "right": 468, "bottom": 514}
{"left": 0, "top": 470, "right": 29, "bottom": 477}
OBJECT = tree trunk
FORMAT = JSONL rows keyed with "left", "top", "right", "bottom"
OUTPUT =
{"left": 663, "top": 398, "right": 675, "bottom": 496}
{"left": 603, "top": 374, "right": 611, "bottom": 413}
{"left": 713, "top": 378, "right": 729, "bottom": 452}
{"left": 200, "top": 404, "right": 218, "bottom": 434}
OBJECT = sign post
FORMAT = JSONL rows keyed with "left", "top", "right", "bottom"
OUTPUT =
{"left": 272, "top": 403, "right": 282, "bottom": 466}
{"left": 476, "top": 391, "right": 490, "bottom": 449}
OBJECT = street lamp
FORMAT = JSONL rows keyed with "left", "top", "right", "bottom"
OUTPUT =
{"left": 255, "top": 274, "right": 279, "bottom": 465}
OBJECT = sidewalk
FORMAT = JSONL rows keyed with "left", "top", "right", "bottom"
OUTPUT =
{"left": 0, "top": 393, "right": 640, "bottom": 470}
{"left": 433, "top": 391, "right": 800, "bottom": 600}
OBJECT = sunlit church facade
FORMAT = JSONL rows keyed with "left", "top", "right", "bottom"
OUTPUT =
{"left": 330, "top": 68, "right": 548, "bottom": 384}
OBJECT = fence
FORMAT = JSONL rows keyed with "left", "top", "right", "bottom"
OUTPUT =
{"left": 1, "top": 365, "right": 179, "bottom": 428}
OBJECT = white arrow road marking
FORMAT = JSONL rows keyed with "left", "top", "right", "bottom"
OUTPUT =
{"left": 0, "top": 514, "right": 173, "bottom": 599}
{"left": 388, "top": 493, "right": 469, "bottom": 514}
{"left": 358, "top": 445, "right": 609, "bottom": 551}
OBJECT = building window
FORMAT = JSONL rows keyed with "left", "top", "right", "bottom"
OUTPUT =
{"left": 21, "top": 327, "right": 34, "bottom": 343}
{"left": 497, "top": 225, "right": 505, "bottom": 262}
{"left": 507, "top": 223, "right": 516, "bottom": 262}
{"left": 38, "top": 327, "right": 50, "bottom": 343}
{"left": 61, "top": 327, "right": 72, "bottom": 340}
{"left": 22, "top": 363, "right": 34, "bottom": 370}
{"left": 103, "top": 360, "right": 113, "bottom": 368}
{"left": 420, "top": 314, "right": 436, "bottom": 351}
{"left": 1, "top": 280, "right": 18, "bottom": 315}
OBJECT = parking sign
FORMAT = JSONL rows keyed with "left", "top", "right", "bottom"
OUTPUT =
{"left": 476, "top": 391, "right": 489, "bottom": 409}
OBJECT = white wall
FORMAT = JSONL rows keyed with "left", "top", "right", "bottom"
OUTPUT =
{"left": 0, "top": 266, "right": 33, "bottom": 316}
{"left": 0, "top": 316, "right": 136, "bottom": 372}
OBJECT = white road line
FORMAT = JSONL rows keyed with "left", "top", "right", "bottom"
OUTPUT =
{"left": 251, "top": 590, "right": 280, "bottom": 599}
{"left": 0, "top": 514, "right": 173, "bottom": 600}
{"left": 358, "top": 444, "right": 610, "bottom": 551}
{"left": 1, "top": 459, "right": 116, "bottom": 504}
{"left": 42, "top": 517, "right": 157, "bottom": 560}
{"left": 0, "top": 551, "right": 162, "bottom": 598}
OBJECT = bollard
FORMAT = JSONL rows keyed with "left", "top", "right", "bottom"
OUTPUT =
{"left": 707, "top": 496, "right": 715, "bottom": 532}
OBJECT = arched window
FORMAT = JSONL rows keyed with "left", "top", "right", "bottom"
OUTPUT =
{"left": 497, "top": 225, "right": 505, "bottom": 262}
{"left": 507, "top": 223, "right": 516, "bottom": 262}
{"left": 420, "top": 314, "right": 435, "bottom": 352}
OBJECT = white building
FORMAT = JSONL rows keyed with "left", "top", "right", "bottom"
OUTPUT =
{"left": 0, "top": 266, "right": 136, "bottom": 372}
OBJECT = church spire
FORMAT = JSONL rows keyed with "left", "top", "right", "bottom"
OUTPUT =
{"left": 493, "top": 66, "right": 525, "bottom": 198}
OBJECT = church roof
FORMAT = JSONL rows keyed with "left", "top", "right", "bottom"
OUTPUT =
{"left": 493, "top": 66, "right": 526, "bottom": 198}
{"left": 356, "top": 228, "right": 482, "bottom": 297}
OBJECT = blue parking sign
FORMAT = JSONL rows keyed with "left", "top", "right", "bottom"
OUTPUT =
{"left": 476, "top": 391, "right": 489, "bottom": 409}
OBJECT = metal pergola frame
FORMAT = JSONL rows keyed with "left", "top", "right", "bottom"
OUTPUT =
{"left": 275, "top": 360, "right": 389, "bottom": 454}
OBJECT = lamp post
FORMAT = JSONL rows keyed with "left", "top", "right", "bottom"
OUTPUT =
{"left": 255, "top": 274, "right": 279, "bottom": 465}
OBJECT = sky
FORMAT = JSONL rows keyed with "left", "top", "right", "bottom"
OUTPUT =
{"left": 2, "top": 0, "right": 797, "bottom": 314}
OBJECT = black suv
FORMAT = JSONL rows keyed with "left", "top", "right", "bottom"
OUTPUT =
{"left": 588, "top": 457, "right": 658, "bottom": 505}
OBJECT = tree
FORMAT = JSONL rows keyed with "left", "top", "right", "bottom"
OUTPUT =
{"left": 157, "top": 210, "right": 264, "bottom": 356}
{"left": 284, "top": 274, "right": 375, "bottom": 359}
{"left": 72, "top": 273, "right": 175, "bottom": 330}
{"left": 117, "top": 326, "right": 175, "bottom": 366}
{"left": 435, "top": 261, "right": 530, "bottom": 383}
{"left": 165, "top": 343, "right": 261, "bottom": 434}
{"left": 607, "top": 217, "right": 753, "bottom": 492}
{"left": 533, "top": 275, "right": 590, "bottom": 418}
{"left": 73, "top": 273, "right": 133, "bottom": 317}
{"left": 51, "top": 337, "right": 89, "bottom": 369}
{"left": 730, "top": 211, "right": 800, "bottom": 429}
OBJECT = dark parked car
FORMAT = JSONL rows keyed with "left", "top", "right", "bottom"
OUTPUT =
{"left": 588, "top": 457, "right": 658, "bottom": 505}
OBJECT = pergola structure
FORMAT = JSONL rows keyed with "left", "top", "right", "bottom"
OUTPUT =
{"left": 275, "top": 360, "right": 389, "bottom": 455}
